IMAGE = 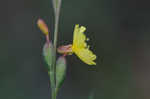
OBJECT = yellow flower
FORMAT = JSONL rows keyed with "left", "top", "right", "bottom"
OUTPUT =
{"left": 58, "top": 24, "right": 96, "bottom": 65}
{"left": 72, "top": 24, "right": 96, "bottom": 65}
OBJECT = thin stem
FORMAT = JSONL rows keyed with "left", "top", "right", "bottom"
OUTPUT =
{"left": 53, "top": 12, "right": 59, "bottom": 59}
{"left": 53, "top": 0, "right": 61, "bottom": 56}
{"left": 50, "top": 71, "right": 56, "bottom": 99}
{"left": 51, "top": 9, "right": 60, "bottom": 99}
{"left": 50, "top": 0, "right": 62, "bottom": 99}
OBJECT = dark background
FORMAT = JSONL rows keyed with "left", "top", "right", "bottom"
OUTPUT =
{"left": 1, "top": 0, "right": 150, "bottom": 99}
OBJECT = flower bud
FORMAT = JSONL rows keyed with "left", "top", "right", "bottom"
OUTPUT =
{"left": 37, "top": 19, "right": 49, "bottom": 35}
{"left": 56, "top": 56, "right": 67, "bottom": 89}
{"left": 43, "top": 42, "right": 54, "bottom": 71}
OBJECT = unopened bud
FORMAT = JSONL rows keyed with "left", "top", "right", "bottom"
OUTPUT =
{"left": 43, "top": 42, "right": 54, "bottom": 71}
{"left": 37, "top": 19, "right": 49, "bottom": 35}
{"left": 56, "top": 56, "right": 67, "bottom": 89}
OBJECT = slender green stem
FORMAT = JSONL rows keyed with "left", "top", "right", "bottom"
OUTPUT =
{"left": 51, "top": 9, "right": 60, "bottom": 99}
{"left": 53, "top": 11, "right": 59, "bottom": 61}
{"left": 53, "top": 0, "right": 61, "bottom": 55}
{"left": 50, "top": 71, "right": 56, "bottom": 99}
{"left": 50, "top": 0, "right": 62, "bottom": 99}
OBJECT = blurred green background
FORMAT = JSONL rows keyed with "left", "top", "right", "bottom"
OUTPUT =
{"left": 1, "top": 0, "right": 150, "bottom": 99}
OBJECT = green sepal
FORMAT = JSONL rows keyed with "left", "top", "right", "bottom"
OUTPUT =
{"left": 43, "top": 42, "right": 54, "bottom": 72}
{"left": 56, "top": 56, "right": 67, "bottom": 90}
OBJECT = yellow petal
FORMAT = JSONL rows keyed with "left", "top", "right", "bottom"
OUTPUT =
{"left": 73, "top": 25, "right": 87, "bottom": 48}
{"left": 72, "top": 24, "right": 97, "bottom": 65}
{"left": 74, "top": 48, "right": 96, "bottom": 65}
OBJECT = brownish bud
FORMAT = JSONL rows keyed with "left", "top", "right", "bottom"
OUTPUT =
{"left": 37, "top": 19, "right": 49, "bottom": 35}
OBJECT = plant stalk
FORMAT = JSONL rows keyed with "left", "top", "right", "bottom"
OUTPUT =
{"left": 51, "top": 9, "right": 60, "bottom": 99}
{"left": 50, "top": 0, "right": 61, "bottom": 99}
{"left": 49, "top": 70, "right": 56, "bottom": 99}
